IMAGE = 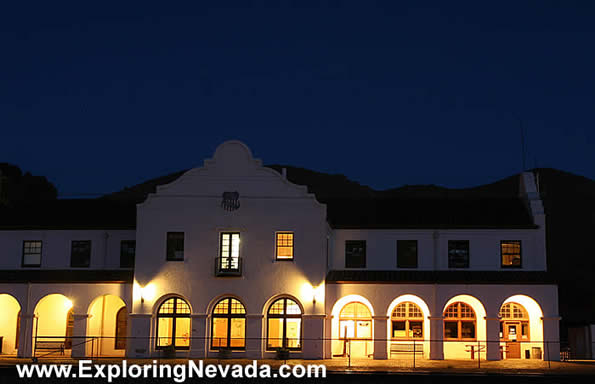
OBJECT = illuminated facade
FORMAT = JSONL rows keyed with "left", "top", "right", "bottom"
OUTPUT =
{"left": 0, "top": 141, "right": 559, "bottom": 361}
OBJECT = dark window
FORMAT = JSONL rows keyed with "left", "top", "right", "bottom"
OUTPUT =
{"left": 71, "top": 240, "right": 91, "bottom": 267}
{"left": 397, "top": 240, "right": 418, "bottom": 268}
{"left": 120, "top": 240, "right": 136, "bottom": 268}
{"left": 448, "top": 240, "right": 469, "bottom": 268}
{"left": 501, "top": 240, "right": 522, "bottom": 268}
{"left": 166, "top": 232, "right": 184, "bottom": 261}
{"left": 115, "top": 307, "right": 128, "bottom": 350}
{"left": 22, "top": 240, "right": 42, "bottom": 267}
{"left": 345, "top": 240, "right": 366, "bottom": 268}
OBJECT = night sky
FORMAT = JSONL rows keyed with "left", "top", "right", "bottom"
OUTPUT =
{"left": 1, "top": 1, "right": 594, "bottom": 197}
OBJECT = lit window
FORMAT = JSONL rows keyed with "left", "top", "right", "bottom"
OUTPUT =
{"left": 499, "top": 302, "right": 530, "bottom": 341}
{"left": 211, "top": 298, "right": 246, "bottom": 350}
{"left": 156, "top": 297, "right": 191, "bottom": 350}
{"left": 71, "top": 240, "right": 91, "bottom": 267}
{"left": 443, "top": 302, "right": 476, "bottom": 340}
{"left": 166, "top": 233, "right": 184, "bottom": 261}
{"left": 266, "top": 298, "right": 302, "bottom": 350}
{"left": 276, "top": 232, "right": 294, "bottom": 260}
{"left": 391, "top": 302, "right": 424, "bottom": 339}
{"left": 22, "top": 240, "right": 42, "bottom": 267}
{"left": 501, "top": 240, "right": 522, "bottom": 268}
{"left": 448, "top": 240, "right": 469, "bottom": 268}
{"left": 219, "top": 232, "right": 240, "bottom": 270}
{"left": 339, "top": 302, "right": 372, "bottom": 340}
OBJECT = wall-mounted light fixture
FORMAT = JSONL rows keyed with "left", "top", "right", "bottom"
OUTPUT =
{"left": 134, "top": 282, "right": 156, "bottom": 304}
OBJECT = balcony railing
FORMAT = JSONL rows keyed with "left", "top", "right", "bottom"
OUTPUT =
{"left": 214, "top": 257, "right": 242, "bottom": 277}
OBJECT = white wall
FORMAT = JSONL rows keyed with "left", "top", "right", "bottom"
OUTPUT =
{"left": 330, "top": 228, "right": 546, "bottom": 271}
{"left": 0, "top": 230, "right": 135, "bottom": 269}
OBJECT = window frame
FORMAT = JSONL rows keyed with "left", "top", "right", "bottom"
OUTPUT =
{"left": 345, "top": 240, "right": 366, "bottom": 269}
{"left": 390, "top": 301, "right": 424, "bottom": 340}
{"left": 397, "top": 240, "right": 418, "bottom": 268}
{"left": 500, "top": 240, "right": 522, "bottom": 268}
{"left": 22, "top": 240, "right": 42, "bottom": 267}
{"left": 70, "top": 240, "right": 91, "bottom": 268}
{"left": 120, "top": 240, "right": 136, "bottom": 268}
{"left": 218, "top": 232, "right": 241, "bottom": 271}
{"left": 155, "top": 296, "right": 191, "bottom": 350}
{"left": 210, "top": 297, "right": 246, "bottom": 351}
{"left": 266, "top": 298, "right": 303, "bottom": 351}
{"left": 275, "top": 231, "right": 294, "bottom": 261}
{"left": 443, "top": 302, "right": 477, "bottom": 341}
{"left": 166, "top": 232, "right": 185, "bottom": 262}
{"left": 448, "top": 240, "right": 470, "bottom": 269}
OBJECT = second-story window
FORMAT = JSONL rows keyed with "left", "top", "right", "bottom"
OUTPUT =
{"left": 71, "top": 240, "right": 91, "bottom": 268}
{"left": 345, "top": 240, "right": 366, "bottom": 268}
{"left": 448, "top": 240, "right": 469, "bottom": 268}
{"left": 166, "top": 232, "right": 184, "bottom": 261}
{"left": 22, "top": 240, "right": 42, "bottom": 267}
{"left": 219, "top": 232, "right": 240, "bottom": 270}
{"left": 120, "top": 240, "right": 136, "bottom": 268}
{"left": 501, "top": 240, "right": 522, "bottom": 268}
{"left": 276, "top": 232, "right": 294, "bottom": 260}
{"left": 397, "top": 240, "right": 418, "bottom": 268}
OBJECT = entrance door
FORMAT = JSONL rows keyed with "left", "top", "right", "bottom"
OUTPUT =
{"left": 505, "top": 324, "right": 520, "bottom": 358}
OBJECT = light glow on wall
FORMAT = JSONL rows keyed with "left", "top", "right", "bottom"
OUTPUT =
{"left": 300, "top": 282, "right": 325, "bottom": 304}
{"left": 134, "top": 281, "right": 157, "bottom": 303}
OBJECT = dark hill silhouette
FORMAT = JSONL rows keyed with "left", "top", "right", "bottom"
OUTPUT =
{"left": 0, "top": 163, "right": 57, "bottom": 205}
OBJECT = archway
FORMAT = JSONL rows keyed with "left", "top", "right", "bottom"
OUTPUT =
{"left": 499, "top": 295, "right": 544, "bottom": 360}
{"left": 442, "top": 294, "right": 487, "bottom": 359}
{"left": 0, "top": 294, "right": 21, "bottom": 355}
{"left": 330, "top": 295, "right": 374, "bottom": 359}
{"left": 87, "top": 295, "right": 127, "bottom": 357}
{"left": 33, "top": 294, "right": 73, "bottom": 356}
{"left": 386, "top": 294, "right": 431, "bottom": 359}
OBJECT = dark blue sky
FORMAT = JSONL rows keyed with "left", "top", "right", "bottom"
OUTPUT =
{"left": 2, "top": 1, "right": 594, "bottom": 197}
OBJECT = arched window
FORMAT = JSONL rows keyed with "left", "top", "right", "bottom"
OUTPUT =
{"left": 391, "top": 302, "right": 424, "bottom": 339}
{"left": 211, "top": 298, "right": 246, "bottom": 350}
{"left": 115, "top": 307, "right": 128, "bottom": 350}
{"left": 339, "top": 302, "right": 372, "bottom": 340}
{"left": 443, "top": 302, "right": 476, "bottom": 340}
{"left": 64, "top": 309, "right": 74, "bottom": 349}
{"left": 499, "top": 302, "right": 529, "bottom": 341}
{"left": 266, "top": 298, "right": 302, "bottom": 350}
{"left": 156, "top": 297, "right": 191, "bottom": 350}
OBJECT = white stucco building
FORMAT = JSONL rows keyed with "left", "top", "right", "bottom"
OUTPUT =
{"left": 0, "top": 141, "right": 559, "bottom": 361}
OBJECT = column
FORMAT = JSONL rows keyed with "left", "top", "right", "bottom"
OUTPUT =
{"left": 190, "top": 314, "right": 207, "bottom": 358}
{"left": 245, "top": 314, "right": 263, "bottom": 359}
{"left": 303, "top": 314, "right": 325, "bottom": 359}
{"left": 429, "top": 316, "right": 444, "bottom": 360}
{"left": 485, "top": 317, "right": 501, "bottom": 360}
{"left": 372, "top": 316, "right": 388, "bottom": 360}
{"left": 71, "top": 314, "right": 90, "bottom": 358}
{"left": 323, "top": 315, "right": 333, "bottom": 359}
{"left": 126, "top": 313, "right": 152, "bottom": 358}
{"left": 542, "top": 316, "right": 561, "bottom": 361}
{"left": 17, "top": 313, "right": 34, "bottom": 358}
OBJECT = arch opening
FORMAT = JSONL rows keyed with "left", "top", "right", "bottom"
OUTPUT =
{"left": 330, "top": 295, "right": 374, "bottom": 359}
{"left": 0, "top": 294, "right": 21, "bottom": 355}
{"left": 86, "top": 294, "right": 127, "bottom": 357}
{"left": 386, "top": 294, "right": 431, "bottom": 359}
{"left": 442, "top": 294, "right": 487, "bottom": 359}
{"left": 499, "top": 295, "right": 544, "bottom": 360}
{"left": 32, "top": 294, "right": 73, "bottom": 356}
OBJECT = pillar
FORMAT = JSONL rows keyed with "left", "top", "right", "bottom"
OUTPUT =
{"left": 126, "top": 313, "right": 152, "bottom": 358}
{"left": 303, "top": 314, "right": 325, "bottom": 359}
{"left": 372, "top": 316, "right": 388, "bottom": 359}
{"left": 17, "top": 313, "right": 34, "bottom": 358}
{"left": 323, "top": 315, "right": 332, "bottom": 359}
{"left": 71, "top": 313, "right": 90, "bottom": 358}
{"left": 542, "top": 316, "right": 561, "bottom": 361}
{"left": 485, "top": 317, "right": 501, "bottom": 360}
{"left": 245, "top": 314, "right": 263, "bottom": 359}
{"left": 429, "top": 316, "right": 444, "bottom": 360}
{"left": 190, "top": 314, "right": 207, "bottom": 358}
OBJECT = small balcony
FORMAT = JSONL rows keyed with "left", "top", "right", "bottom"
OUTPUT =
{"left": 214, "top": 257, "right": 242, "bottom": 277}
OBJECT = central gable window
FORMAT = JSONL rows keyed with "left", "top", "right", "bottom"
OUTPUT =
{"left": 216, "top": 232, "right": 241, "bottom": 276}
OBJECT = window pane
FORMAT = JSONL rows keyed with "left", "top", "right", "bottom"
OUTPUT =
{"left": 157, "top": 318, "right": 173, "bottom": 347}
{"left": 285, "top": 299, "right": 302, "bottom": 315}
{"left": 71, "top": 240, "right": 91, "bottom": 267}
{"left": 166, "top": 232, "right": 184, "bottom": 261}
{"left": 175, "top": 318, "right": 190, "bottom": 347}
{"left": 397, "top": 240, "right": 418, "bottom": 268}
{"left": 286, "top": 318, "right": 301, "bottom": 349}
{"left": 120, "top": 240, "right": 135, "bottom": 268}
{"left": 410, "top": 321, "right": 423, "bottom": 338}
{"left": 345, "top": 240, "right": 366, "bottom": 268}
{"left": 444, "top": 321, "right": 459, "bottom": 339}
{"left": 501, "top": 240, "right": 522, "bottom": 267}
{"left": 23, "top": 254, "right": 41, "bottom": 266}
{"left": 392, "top": 321, "right": 406, "bottom": 338}
{"left": 461, "top": 322, "right": 475, "bottom": 339}
{"left": 276, "top": 232, "right": 294, "bottom": 259}
{"left": 267, "top": 318, "right": 283, "bottom": 349}
{"left": 230, "top": 318, "right": 245, "bottom": 348}
{"left": 448, "top": 240, "right": 469, "bottom": 268}
{"left": 212, "top": 318, "right": 228, "bottom": 348}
